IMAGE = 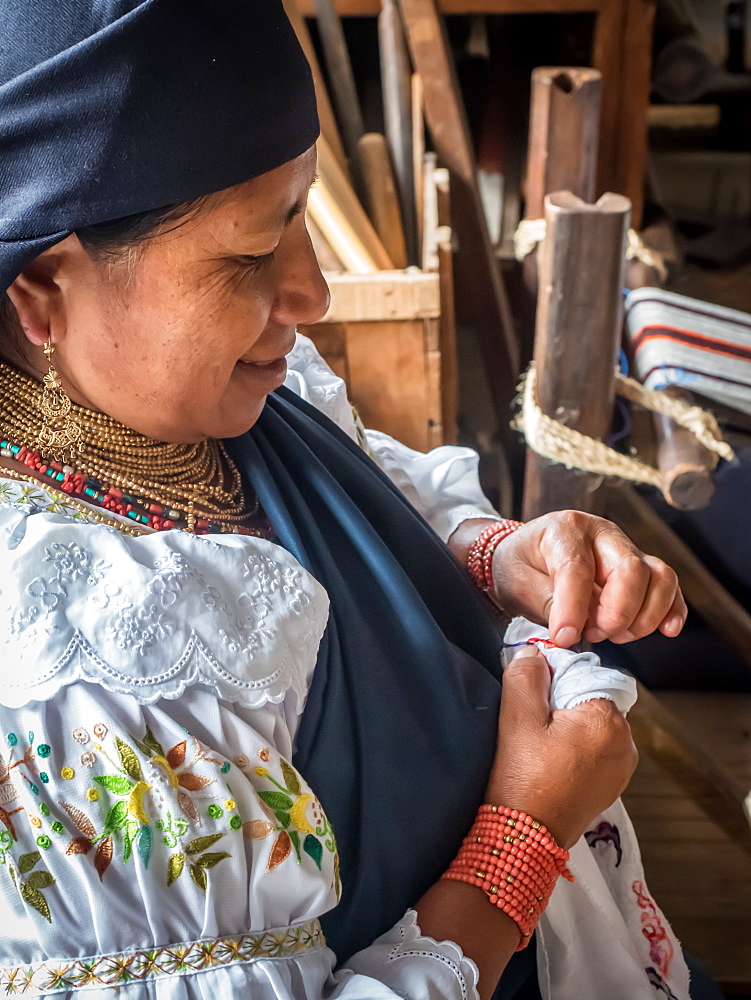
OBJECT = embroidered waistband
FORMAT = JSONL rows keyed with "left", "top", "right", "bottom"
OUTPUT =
{"left": 0, "top": 919, "right": 325, "bottom": 995}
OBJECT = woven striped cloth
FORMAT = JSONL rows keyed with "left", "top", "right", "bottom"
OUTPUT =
{"left": 625, "top": 287, "right": 751, "bottom": 417}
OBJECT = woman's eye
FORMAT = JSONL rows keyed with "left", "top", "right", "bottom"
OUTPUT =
{"left": 236, "top": 252, "right": 275, "bottom": 273}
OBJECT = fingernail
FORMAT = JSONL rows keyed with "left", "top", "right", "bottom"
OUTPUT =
{"left": 555, "top": 627, "right": 579, "bottom": 648}
{"left": 511, "top": 646, "right": 538, "bottom": 661}
{"left": 584, "top": 627, "right": 606, "bottom": 643}
{"left": 664, "top": 615, "right": 683, "bottom": 636}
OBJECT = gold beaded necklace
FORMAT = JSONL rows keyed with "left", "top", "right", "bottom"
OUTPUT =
{"left": 0, "top": 359, "right": 258, "bottom": 532}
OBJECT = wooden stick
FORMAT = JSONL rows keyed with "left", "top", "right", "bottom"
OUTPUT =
{"left": 523, "top": 191, "right": 630, "bottom": 521}
{"left": 308, "top": 182, "right": 380, "bottom": 274}
{"left": 282, "top": 0, "right": 348, "bottom": 175}
{"left": 605, "top": 484, "right": 751, "bottom": 673}
{"left": 412, "top": 72, "right": 426, "bottom": 259}
{"left": 630, "top": 682, "right": 751, "bottom": 858}
{"left": 317, "top": 136, "right": 395, "bottom": 270}
{"left": 357, "top": 133, "right": 408, "bottom": 270}
{"left": 379, "top": 0, "right": 418, "bottom": 264}
{"left": 398, "top": 0, "right": 520, "bottom": 445}
{"left": 307, "top": 214, "right": 345, "bottom": 272}
{"left": 654, "top": 386, "right": 716, "bottom": 510}
{"left": 313, "top": 0, "right": 366, "bottom": 170}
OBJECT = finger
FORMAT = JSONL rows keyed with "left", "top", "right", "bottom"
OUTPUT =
{"left": 589, "top": 550, "right": 652, "bottom": 640}
{"left": 658, "top": 585, "right": 688, "bottom": 638}
{"left": 606, "top": 557, "right": 680, "bottom": 642}
{"left": 500, "top": 647, "right": 552, "bottom": 732}
{"left": 546, "top": 554, "right": 596, "bottom": 648}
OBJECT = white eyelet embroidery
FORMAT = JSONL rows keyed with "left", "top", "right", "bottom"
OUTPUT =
{"left": 0, "top": 482, "right": 329, "bottom": 711}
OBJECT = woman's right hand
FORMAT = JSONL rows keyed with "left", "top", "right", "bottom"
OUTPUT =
{"left": 485, "top": 646, "right": 638, "bottom": 849}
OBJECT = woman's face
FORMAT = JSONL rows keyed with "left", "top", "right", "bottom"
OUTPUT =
{"left": 7, "top": 147, "right": 329, "bottom": 442}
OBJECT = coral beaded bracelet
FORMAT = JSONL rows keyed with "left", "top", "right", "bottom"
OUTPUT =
{"left": 441, "top": 805, "right": 574, "bottom": 950}
{"left": 467, "top": 520, "right": 524, "bottom": 592}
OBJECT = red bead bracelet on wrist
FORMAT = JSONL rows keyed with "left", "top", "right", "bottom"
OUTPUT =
{"left": 467, "top": 520, "right": 524, "bottom": 592}
{"left": 441, "top": 804, "right": 573, "bottom": 950}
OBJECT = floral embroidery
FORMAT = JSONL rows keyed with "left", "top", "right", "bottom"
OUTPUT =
{"left": 633, "top": 880, "right": 674, "bottom": 979}
{"left": 585, "top": 821, "right": 623, "bottom": 867}
{"left": 0, "top": 919, "right": 325, "bottom": 993}
{"left": 250, "top": 753, "right": 340, "bottom": 896}
{"left": 645, "top": 966, "right": 680, "bottom": 999}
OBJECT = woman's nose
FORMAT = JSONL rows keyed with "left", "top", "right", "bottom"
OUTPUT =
{"left": 271, "top": 229, "right": 331, "bottom": 328}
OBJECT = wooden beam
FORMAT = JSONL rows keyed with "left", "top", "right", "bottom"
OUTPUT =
{"left": 314, "top": 0, "right": 366, "bottom": 171}
{"left": 522, "top": 191, "right": 630, "bottom": 519}
{"left": 357, "top": 133, "right": 409, "bottom": 270}
{"left": 319, "top": 270, "right": 440, "bottom": 322}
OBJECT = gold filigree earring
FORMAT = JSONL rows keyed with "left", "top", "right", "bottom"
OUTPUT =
{"left": 38, "top": 339, "right": 82, "bottom": 462}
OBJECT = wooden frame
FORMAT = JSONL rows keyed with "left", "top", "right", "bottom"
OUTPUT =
{"left": 296, "top": 0, "right": 655, "bottom": 225}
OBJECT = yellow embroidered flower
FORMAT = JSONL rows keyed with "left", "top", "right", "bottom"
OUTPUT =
{"left": 60, "top": 767, "right": 75, "bottom": 780}
{"left": 254, "top": 767, "right": 268, "bottom": 778}
{"left": 224, "top": 799, "right": 236, "bottom": 811}
{"left": 290, "top": 794, "right": 315, "bottom": 835}
{"left": 86, "top": 788, "right": 99, "bottom": 802}
{"left": 128, "top": 781, "right": 153, "bottom": 824}
{"left": 30, "top": 817, "right": 42, "bottom": 828}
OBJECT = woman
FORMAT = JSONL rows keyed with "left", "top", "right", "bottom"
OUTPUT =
{"left": 0, "top": 3, "right": 700, "bottom": 999}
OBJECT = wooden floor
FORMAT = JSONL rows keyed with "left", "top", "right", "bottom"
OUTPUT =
{"left": 623, "top": 692, "right": 751, "bottom": 990}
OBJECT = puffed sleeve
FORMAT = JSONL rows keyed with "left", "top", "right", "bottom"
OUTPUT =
{"left": 285, "top": 334, "right": 500, "bottom": 542}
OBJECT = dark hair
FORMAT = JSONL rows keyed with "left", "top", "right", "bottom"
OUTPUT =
{"left": 0, "top": 195, "right": 208, "bottom": 350}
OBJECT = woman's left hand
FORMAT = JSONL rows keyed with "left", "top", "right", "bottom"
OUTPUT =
{"left": 489, "top": 510, "right": 687, "bottom": 647}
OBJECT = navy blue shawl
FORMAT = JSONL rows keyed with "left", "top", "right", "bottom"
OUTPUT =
{"left": 227, "top": 389, "right": 537, "bottom": 995}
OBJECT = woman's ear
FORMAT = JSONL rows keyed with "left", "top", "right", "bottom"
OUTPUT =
{"left": 5, "top": 247, "right": 67, "bottom": 348}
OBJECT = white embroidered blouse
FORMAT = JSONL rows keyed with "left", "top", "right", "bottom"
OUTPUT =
{"left": 0, "top": 335, "right": 494, "bottom": 1000}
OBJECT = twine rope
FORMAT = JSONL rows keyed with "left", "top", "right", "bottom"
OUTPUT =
{"left": 514, "top": 218, "right": 669, "bottom": 283}
{"left": 517, "top": 364, "right": 735, "bottom": 487}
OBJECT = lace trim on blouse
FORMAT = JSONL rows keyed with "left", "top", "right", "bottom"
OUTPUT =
{"left": 0, "top": 480, "right": 329, "bottom": 710}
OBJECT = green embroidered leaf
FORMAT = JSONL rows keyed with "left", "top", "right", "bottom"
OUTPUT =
{"left": 289, "top": 830, "right": 301, "bottom": 860}
{"left": 18, "top": 851, "right": 41, "bottom": 873}
{"left": 26, "top": 870, "right": 56, "bottom": 889}
{"left": 116, "top": 738, "right": 143, "bottom": 781}
{"left": 122, "top": 830, "right": 133, "bottom": 864}
{"left": 280, "top": 760, "right": 301, "bottom": 796}
{"left": 8, "top": 866, "right": 16, "bottom": 887}
{"left": 132, "top": 727, "right": 164, "bottom": 759}
{"left": 194, "top": 851, "right": 230, "bottom": 870}
{"left": 167, "top": 852, "right": 185, "bottom": 886}
{"left": 138, "top": 827, "right": 153, "bottom": 869}
{"left": 258, "top": 791, "right": 293, "bottom": 812}
{"left": 277, "top": 812, "right": 291, "bottom": 829}
{"left": 94, "top": 775, "right": 133, "bottom": 795}
{"left": 20, "top": 883, "right": 51, "bottom": 922}
{"left": 185, "top": 834, "right": 225, "bottom": 856}
{"left": 303, "top": 834, "right": 323, "bottom": 870}
{"left": 190, "top": 863, "right": 208, "bottom": 892}
{"left": 105, "top": 800, "right": 129, "bottom": 832}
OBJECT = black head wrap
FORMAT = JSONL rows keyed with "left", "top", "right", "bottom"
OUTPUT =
{"left": 0, "top": 0, "right": 319, "bottom": 290}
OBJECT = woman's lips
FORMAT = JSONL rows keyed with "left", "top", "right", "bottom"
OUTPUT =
{"left": 234, "top": 355, "right": 288, "bottom": 388}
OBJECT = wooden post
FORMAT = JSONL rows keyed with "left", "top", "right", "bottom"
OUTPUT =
{"left": 523, "top": 68, "right": 602, "bottom": 300}
{"left": 379, "top": 0, "right": 419, "bottom": 265}
{"left": 523, "top": 191, "right": 630, "bottom": 521}
{"left": 525, "top": 68, "right": 602, "bottom": 224}
{"left": 655, "top": 387, "right": 716, "bottom": 510}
